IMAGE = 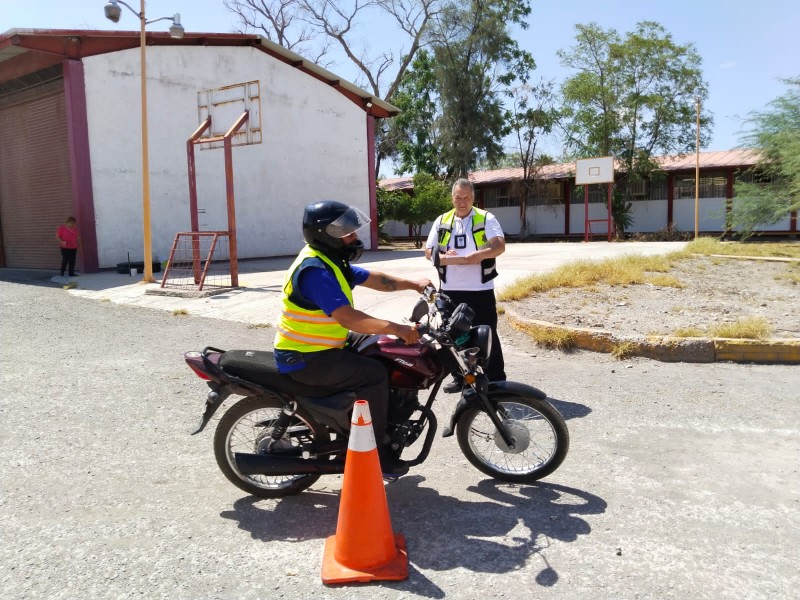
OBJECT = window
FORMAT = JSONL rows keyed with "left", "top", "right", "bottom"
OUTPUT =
{"left": 673, "top": 173, "right": 727, "bottom": 199}
{"left": 483, "top": 186, "right": 520, "bottom": 208}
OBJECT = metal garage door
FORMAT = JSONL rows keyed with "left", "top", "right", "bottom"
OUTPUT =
{"left": 0, "top": 86, "right": 73, "bottom": 269}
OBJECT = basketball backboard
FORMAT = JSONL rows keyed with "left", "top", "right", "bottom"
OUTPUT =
{"left": 575, "top": 156, "right": 614, "bottom": 185}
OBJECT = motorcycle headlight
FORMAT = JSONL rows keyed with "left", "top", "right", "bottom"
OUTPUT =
{"left": 464, "top": 324, "right": 492, "bottom": 362}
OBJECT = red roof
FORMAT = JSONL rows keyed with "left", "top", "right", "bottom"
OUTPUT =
{"left": 379, "top": 149, "right": 761, "bottom": 190}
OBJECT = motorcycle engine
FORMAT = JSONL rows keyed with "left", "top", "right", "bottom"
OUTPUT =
{"left": 388, "top": 388, "right": 419, "bottom": 424}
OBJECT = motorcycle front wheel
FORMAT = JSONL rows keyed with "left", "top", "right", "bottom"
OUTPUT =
{"left": 456, "top": 395, "right": 569, "bottom": 483}
{"left": 214, "top": 395, "right": 332, "bottom": 498}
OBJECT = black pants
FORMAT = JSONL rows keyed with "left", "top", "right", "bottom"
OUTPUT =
{"left": 60, "top": 248, "right": 77, "bottom": 276}
{"left": 444, "top": 289, "right": 506, "bottom": 381}
{"left": 286, "top": 333, "right": 390, "bottom": 445}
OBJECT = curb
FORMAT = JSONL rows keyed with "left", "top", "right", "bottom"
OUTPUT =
{"left": 504, "top": 311, "right": 800, "bottom": 365}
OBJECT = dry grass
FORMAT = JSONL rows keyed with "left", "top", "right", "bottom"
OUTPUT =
{"left": 644, "top": 274, "right": 685, "bottom": 288}
{"left": 611, "top": 341, "right": 638, "bottom": 359}
{"left": 777, "top": 264, "right": 800, "bottom": 284}
{"left": 709, "top": 317, "right": 773, "bottom": 339}
{"left": 247, "top": 323, "right": 273, "bottom": 329}
{"left": 498, "top": 253, "right": 683, "bottom": 301}
{"left": 62, "top": 281, "right": 79, "bottom": 290}
{"left": 673, "top": 326, "right": 705, "bottom": 338}
{"left": 511, "top": 321, "right": 576, "bottom": 350}
{"left": 172, "top": 308, "right": 189, "bottom": 316}
{"left": 686, "top": 238, "right": 800, "bottom": 259}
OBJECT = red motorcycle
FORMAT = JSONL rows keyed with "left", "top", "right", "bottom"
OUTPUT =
{"left": 185, "top": 286, "right": 569, "bottom": 497}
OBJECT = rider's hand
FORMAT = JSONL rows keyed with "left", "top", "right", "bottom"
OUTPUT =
{"left": 396, "top": 324, "right": 420, "bottom": 345}
{"left": 416, "top": 278, "right": 433, "bottom": 293}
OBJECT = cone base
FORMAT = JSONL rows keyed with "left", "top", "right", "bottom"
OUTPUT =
{"left": 321, "top": 533, "right": 408, "bottom": 584}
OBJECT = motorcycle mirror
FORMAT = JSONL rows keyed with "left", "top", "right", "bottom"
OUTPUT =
{"left": 410, "top": 298, "right": 428, "bottom": 323}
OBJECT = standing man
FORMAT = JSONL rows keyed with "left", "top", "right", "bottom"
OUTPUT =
{"left": 274, "top": 200, "right": 431, "bottom": 476}
{"left": 425, "top": 179, "right": 506, "bottom": 392}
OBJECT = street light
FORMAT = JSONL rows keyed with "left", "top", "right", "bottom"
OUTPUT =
{"left": 104, "top": 1, "right": 184, "bottom": 283}
{"left": 694, "top": 96, "right": 701, "bottom": 240}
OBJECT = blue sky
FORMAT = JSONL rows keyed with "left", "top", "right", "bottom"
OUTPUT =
{"left": 2, "top": 0, "right": 797, "bottom": 159}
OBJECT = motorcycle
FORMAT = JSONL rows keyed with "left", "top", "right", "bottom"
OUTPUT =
{"left": 185, "top": 285, "right": 569, "bottom": 498}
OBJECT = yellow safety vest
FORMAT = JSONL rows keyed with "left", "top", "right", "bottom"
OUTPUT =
{"left": 273, "top": 245, "right": 353, "bottom": 352}
{"left": 435, "top": 207, "right": 498, "bottom": 283}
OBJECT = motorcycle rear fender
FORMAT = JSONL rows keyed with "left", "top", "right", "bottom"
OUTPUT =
{"left": 441, "top": 380, "right": 547, "bottom": 438}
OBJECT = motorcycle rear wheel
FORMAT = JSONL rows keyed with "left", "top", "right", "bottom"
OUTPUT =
{"left": 214, "top": 395, "right": 332, "bottom": 498}
{"left": 456, "top": 395, "right": 569, "bottom": 483}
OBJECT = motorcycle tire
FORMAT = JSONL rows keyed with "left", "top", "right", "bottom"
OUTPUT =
{"left": 456, "top": 394, "right": 569, "bottom": 483}
{"left": 213, "top": 395, "right": 333, "bottom": 498}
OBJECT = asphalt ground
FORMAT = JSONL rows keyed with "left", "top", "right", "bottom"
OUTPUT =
{"left": 1, "top": 244, "right": 798, "bottom": 599}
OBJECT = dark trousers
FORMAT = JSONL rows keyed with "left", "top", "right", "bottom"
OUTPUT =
{"left": 286, "top": 333, "right": 390, "bottom": 445}
{"left": 60, "top": 248, "right": 77, "bottom": 276}
{"left": 444, "top": 289, "right": 506, "bottom": 381}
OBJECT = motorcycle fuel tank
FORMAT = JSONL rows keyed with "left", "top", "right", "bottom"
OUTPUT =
{"left": 359, "top": 336, "right": 443, "bottom": 389}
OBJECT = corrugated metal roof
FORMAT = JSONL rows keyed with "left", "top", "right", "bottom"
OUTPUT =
{"left": 0, "top": 28, "right": 398, "bottom": 118}
{"left": 380, "top": 149, "right": 762, "bottom": 190}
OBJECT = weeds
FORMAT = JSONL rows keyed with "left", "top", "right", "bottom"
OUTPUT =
{"left": 247, "top": 323, "right": 272, "bottom": 329}
{"left": 62, "top": 282, "right": 78, "bottom": 290}
{"left": 673, "top": 327, "right": 704, "bottom": 338}
{"left": 172, "top": 308, "right": 189, "bottom": 316}
{"left": 512, "top": 321, "right": 576, "bottom": 350}
{"left": 686, "top": 238, "right": 800, "bottom": 259}
{"left": 611, "top": 341, "right": 638, "bottom": 359}
{"left": 709, "top": 317, "right": 773, "bottom": 339}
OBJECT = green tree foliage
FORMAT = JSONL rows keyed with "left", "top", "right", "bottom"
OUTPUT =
{"left": 431, "top": 0, "right": 535, "bottom": 178}
{"left": 504, "top": 80, "right": 559, "bottom": 239}
{"left": 732, "top": 77, "right": 800, "bottom": 238}
{"left": 392, "top": 173, "right": 451, "bottom": 247}
{"left": 386, "top": 50, "right": 443, "bottom": 176}
{"left": 387, "top": 0, "right": 534, "bottom": 178}
{"left": 558, "top": 21, "right": 711, "bottom": 220}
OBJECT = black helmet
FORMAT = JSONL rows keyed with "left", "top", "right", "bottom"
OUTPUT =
{"left": 302, "top": 200, "right": 370, "bottom": 262}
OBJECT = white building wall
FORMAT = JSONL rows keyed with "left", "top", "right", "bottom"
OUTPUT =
{"left": 528, "top": 205, "right": 564, "bottom": 235}
{"left": 630, "top": 200, "right": 668, "bottom": 232}
{"left": 83, "top": 46, "right": 369, "bottom": 268}
{"left": 673, "top": 198, "right": 726, "bottom": 232}
{"left": 569, "top": 202, "right": 612, "bottom": 235}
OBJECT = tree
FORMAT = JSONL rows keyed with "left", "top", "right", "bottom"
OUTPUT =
{"left": 385, "top": 49, "right": 443, "bottom": 176}
{"left": 732, "top": 77, "right": 800, "bottom": 238}
{"left": 558, "top": 21, "right": 712, "bottom": 232}
{"left": 225, "top": 0, "right": 445, "bottom": 177}
{"left": 504, "top": 80, "right": 559, "bottom": 239}
{"left": 429, "top": 0, "right": 535, "bottom": 178}
{"left": 392, "top": 172, "right": 451, "bottom": 247}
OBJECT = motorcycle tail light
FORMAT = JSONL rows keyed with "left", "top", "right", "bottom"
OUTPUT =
{"left": 189, "top": 364, "right": 212, "bottom": 380}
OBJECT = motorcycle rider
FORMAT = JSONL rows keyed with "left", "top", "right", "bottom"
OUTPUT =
{"left": 273, "top": 200, "right": 432, "bottom": 476}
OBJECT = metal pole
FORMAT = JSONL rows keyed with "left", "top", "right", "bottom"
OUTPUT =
{"left": 694, "top": 97, "right": 700, "bottom": 240}
{"left": 140, "top": 0, "right": 154, "bottom": 282}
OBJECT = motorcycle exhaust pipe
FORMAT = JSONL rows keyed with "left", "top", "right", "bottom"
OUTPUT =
{"left": 234, "top": 452, "right": 345, "bottom": 476}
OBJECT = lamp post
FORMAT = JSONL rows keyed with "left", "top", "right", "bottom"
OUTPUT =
{"left": 104, "top": 1, "right": 184, "bottom": 283}
{"left": 694, "top": 96, "right": 701, "bottom": 240}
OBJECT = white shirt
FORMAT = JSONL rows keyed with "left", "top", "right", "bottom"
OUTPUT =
{"left": 425, "top": 208, "right": 504, "bottom": 291}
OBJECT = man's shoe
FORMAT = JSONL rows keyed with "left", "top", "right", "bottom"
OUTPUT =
{"left": 443, "top": 379, "right": 463, "bottom": 394}
{"left": 379, "top": 451, "right": 409, "bottom": 479}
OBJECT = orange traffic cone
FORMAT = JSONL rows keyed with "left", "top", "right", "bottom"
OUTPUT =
{"left": 321, "top": 400, "right": 408, "bottom": 584}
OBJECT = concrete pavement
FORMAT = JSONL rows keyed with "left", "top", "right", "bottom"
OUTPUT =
{"left": 59, "top": 240, "right": 799, "bottom": 364}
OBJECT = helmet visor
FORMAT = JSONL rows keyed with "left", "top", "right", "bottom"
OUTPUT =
{"left": 326, "top": 206, "right": 371, "bottom": 238}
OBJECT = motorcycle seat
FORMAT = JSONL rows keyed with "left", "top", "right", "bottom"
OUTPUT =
{"left": 219, "top": 349, "right": 344, "bottom": 399}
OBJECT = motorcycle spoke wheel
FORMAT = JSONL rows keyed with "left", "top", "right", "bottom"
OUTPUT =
{"left": 456, "top": 397, "right": 569, "bottom": 483}
{"left": 213, "top": 396, "right": 331, "bottom": 498}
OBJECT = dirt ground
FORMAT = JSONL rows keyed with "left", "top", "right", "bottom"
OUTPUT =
{"left": 505, "top": 255, "right": 800, "bottom": 339}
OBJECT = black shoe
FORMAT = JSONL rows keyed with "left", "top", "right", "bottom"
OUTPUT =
{"left": 443, "top": 379, "right": 464, "bottom": 394}
{"left": 379, "top": 451, "right": 409, "bottom": 479}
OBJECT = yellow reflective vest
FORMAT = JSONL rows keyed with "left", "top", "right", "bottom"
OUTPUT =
{"left": 273, "top": 245, "right": 353, "bottom": 352}
{"left": 435, "top": 207, "right": 498, "bottom": 283}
